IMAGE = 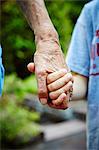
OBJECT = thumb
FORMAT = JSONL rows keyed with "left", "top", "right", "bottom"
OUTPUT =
{"left": 36, "top": 70, "right": 48, "bottom": 105}
{"left": 27, "top": 62, "right": 35, "bottom": 73}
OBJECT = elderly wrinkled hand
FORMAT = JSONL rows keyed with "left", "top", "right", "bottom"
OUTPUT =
{"left": 28, "top": 39, "right": 69, "bottom": 105}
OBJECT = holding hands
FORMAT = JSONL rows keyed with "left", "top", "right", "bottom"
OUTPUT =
{"left": 28, "top": 63, "right": 73, "bottom": 110}
{"left": 47, "top": 69, "right": 73, "bottom": 109}
{"left": 18, "top": 0, "right": 74, "bottom": 110}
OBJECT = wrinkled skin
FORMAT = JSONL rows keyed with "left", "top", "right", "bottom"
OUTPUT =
{"left": 28, "top": 39, "right": 72, "bottom": 109}
{"left": 18, "top": 0, "right": 72, "bottom": 109}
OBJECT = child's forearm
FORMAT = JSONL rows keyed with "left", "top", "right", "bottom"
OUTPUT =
{"left": 17, "top": 0, "right": 59, "bottom": 45}
{"left": 72, "top": 74, "right": 88, "bottom": 100}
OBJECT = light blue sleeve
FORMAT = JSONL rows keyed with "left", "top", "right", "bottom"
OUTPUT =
{"left": 0, "top": 45, "right": 4, "bottom": 96}
{"left": 66, "top": 6, "right": 91, "bottom": 77}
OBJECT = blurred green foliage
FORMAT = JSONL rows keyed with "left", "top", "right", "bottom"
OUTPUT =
{"left": 3, "top": 74, "right": 38, "bottom": 99}
{"left": 1, "top": 0, "right": 87, "bottom": 78}
{"left": 0, "top": 95, "right": 40, "bottom": 144}
{"left": 46, "top": 1, "right": 85, "bottom": 55}
{"left": 0, "top": 74, "right": 40, "bottom": 144}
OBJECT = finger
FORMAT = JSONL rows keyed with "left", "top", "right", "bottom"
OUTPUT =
{"left": 52, "top": 93, "right": 67, "bottom": 106}
{"left": 49, "top": 81, "right": 73, "bottom": 100}
{"left": 36, "top": 70, "right": 48, "bottom": 105}
{"left": 27, "top": 62, "right": 35, "bottom": 72}
{"left": 48, "top": 73, "right": 73, "bottom": 92}
{"left": 48, "top": 97, "right": 68, "bottom": 110}
{"left": 47, "top": 69, "right": 67, "bottom": 84}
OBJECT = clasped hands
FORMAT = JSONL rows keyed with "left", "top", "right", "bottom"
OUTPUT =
{"left": 27, "top": 40, "right": 73, "bottom": 110}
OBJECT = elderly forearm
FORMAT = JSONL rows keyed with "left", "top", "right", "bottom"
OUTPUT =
{"left": 72, "top": 74, "right": 88, "bottom": 100}
{"left": 17, "top": 0, "right": 59, "bottom": 44}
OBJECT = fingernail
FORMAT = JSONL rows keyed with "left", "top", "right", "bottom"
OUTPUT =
{"left": 40, "top": 98, "right": 47, "bottom": 105}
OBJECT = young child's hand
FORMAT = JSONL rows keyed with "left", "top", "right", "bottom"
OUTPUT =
{"left": 47, "top": 69, "right": 73, "bottom": 108}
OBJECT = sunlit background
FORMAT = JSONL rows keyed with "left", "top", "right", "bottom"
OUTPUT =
{"left": 0, "top": 0, "right": 88, "bottom": 149}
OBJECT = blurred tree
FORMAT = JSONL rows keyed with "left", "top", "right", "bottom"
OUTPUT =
{"left": 1, "top": 0, "right": 88, "bottom": 78}
{"left": 1, "top": 0, "right": 35, "bottom": 78}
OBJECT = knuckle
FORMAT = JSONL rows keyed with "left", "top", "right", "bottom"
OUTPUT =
{"left": 36, "top": 70, "right": 46, "bottom": 76}
{"left": 38, "top": 89, "right": 47, "bottom": 97}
